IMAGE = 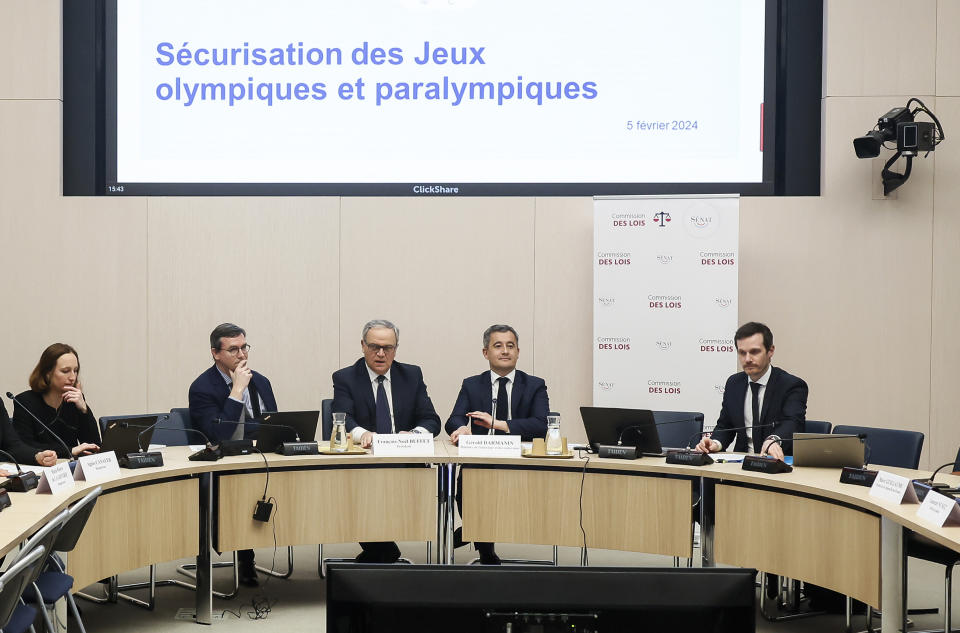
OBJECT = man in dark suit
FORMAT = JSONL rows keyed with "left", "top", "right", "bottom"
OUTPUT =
{"left": 695, "top": 322, "right": 808, "bottom": 460}
{"left": 332, "top": 319, "right": 441, "bottom": 563}
{"left": 446, "top": 324, "right": 549, "bottom": 564}
{"left": 188, "top": 322, "right": 278, "bottom": 586}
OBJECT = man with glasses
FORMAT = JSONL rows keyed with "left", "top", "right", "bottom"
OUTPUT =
{"left": 189, "top": 322, "right": 277, "bottom": 586}
{"left": 332, "top": 319, "right": 441, "bottom": 563}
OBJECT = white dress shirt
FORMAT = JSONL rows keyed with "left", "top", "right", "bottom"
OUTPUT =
{"left": 488, "top": 370, "right": 515, "bottom": 434}
{"left": 217, "top": 366, "right": 266, "bottom": 440}
{"left": 740, "top": 364, "right": 772, "bottom": 453}
{"left": 351, "top": 365, "right": 430, "bottom": 442}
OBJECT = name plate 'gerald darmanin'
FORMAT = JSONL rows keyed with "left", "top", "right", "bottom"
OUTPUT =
{"left": 458, "top": 435, "right": 522, "bottom": 458}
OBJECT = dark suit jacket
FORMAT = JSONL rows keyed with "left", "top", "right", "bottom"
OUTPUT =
{"left": 1, "top": 400, "right": 38, "bottom": 465}
{"left": 188, "top": 364, "right": 278, "bottom": 442}
{"left": 711, "top": 366, "right": 808, "bottom": 456}
{"left": 444, "top": 370, "right": 549, "bottom": 441}
{"left": 332, "top": 359, "right": 441, "bottom": 436}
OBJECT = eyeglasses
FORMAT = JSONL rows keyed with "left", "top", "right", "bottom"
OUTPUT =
{"left": 219, "top": 344, "right": 251, "bottom": 356}
{"left": 364, "top": 343, "right": 396, "bottom": 354}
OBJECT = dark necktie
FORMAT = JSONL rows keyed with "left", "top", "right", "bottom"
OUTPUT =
{"left": 496, "top": 377, "right": 509, "bottom": 422}
{"left": 248, "top": 381, "right": 262, "bottom": 418}
{"left": 750, "top": 381, "right": 761, "bottom": 445}
{"left": 375, "top": 375, "right": 392, "bottom": 434}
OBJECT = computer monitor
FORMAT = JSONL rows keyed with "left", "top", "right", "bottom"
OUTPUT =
{"left": 326, "top": 564, "right": 756, "bottom": 633}
{"left": 98, "top": 414, "right": 160, "bottom": 454}
{"left": 255, "top": 410, "right": 320, "bottom": 452}
{"left": 579, "top": 406, "right": 663, "bottom": 456}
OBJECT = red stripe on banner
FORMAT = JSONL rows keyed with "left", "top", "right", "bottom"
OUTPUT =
{"left": 759, "top": 103, "right": 764, "bottom": 152}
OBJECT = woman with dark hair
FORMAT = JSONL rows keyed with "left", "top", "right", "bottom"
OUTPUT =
{"left": 12, "top": 343, "right": 101, "bottom": 458}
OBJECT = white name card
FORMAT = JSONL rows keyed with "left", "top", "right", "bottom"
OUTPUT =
{"left": 74, "top": 451, "right": 121, "bottom": 483}
{"left": 869, "top": 470, "right": 919, "bottom": 504}
{"left": 917, "top": 490, "right": 960, "bottom": 527}
{"left": 458, "top": 435, "right": 522, "bottom": 457}
{"left": 36, "top": 462, "right": 75, "bottom": 494}
{"left": 372, "top": 434, "right": 435, "bottom": 456}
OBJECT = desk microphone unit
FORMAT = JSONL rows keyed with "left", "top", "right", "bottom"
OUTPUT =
{"left": 741, "top": 454, "right": 793, "bottom": 474}
{"left": 119, "top": 452, "right": 164, "bottom": 468}
{"left": 0, "top": 448, "right": 39, "bottom": 492}
{"left": 597, "top": 444, "right": 639, "bottom": 460}
{"left": 0, "top": 489, "right": 9, "bottom": 511}
{"left": 278, "top": 441, "right": 319, "bottom": 456}
{"left": 839, "top": 466, "right": 878, "bottom": 487}
{"left": 666, "top": 449, "right": 715, "bottom": 466}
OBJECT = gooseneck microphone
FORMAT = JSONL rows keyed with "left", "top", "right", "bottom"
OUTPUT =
{"left": 119, "top": 421, "right": 221, "bottom": 461}
{"left": 684, "top": 421, "right": 778, "bottom": 453}
{"left": 0, "top": 448, "right": 39, "bottom": 492}
{"left": 6, "top": 392, "right": 75, "bottom": 461}
{"left": 213, "top": 418, "right": 319, "bottom": 456}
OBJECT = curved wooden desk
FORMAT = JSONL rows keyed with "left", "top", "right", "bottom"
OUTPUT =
{"left": 4, "top": 442, "right": 959, "bottom": 633}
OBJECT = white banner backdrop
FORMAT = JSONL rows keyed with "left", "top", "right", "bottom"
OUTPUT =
{"left": 593, "top": 195, "right": 739, "bottom": 430}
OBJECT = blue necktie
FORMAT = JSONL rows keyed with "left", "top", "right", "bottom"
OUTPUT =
{"left": 375, "top": 375, "right": 392, "bottom": 434}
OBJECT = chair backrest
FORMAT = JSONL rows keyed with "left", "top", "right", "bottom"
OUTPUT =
{"left": 0, "top": 545, "right": 45, "bottom": 629}
{"left": 151, "top": 408, "right": 191, "bottom": 446}
{"left": 804, "top": 420, "right": 832, "bottom": 434}
{"left": 10, "top": 508, "right": 69, "bottom": 587}
{"left": 52, "top": 486, "right": 102, "bottom": 553}
{"left": 320, "top": 399, "right": 333, "bottom": 441}
{"left": 833, "top": 424, "right": 924, "bottom": 469}
{"left": 652, "top": 411, "right": 704, "bottom": 449}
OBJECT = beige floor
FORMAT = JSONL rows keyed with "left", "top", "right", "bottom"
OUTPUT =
{"left": 73, "top": 542, "right": 953, "bottom": 632}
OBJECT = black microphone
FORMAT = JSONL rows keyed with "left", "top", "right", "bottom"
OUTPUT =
{"left": 921, "top": 461, "right": 958, "bottom": 488}
{"left": 6, "top": 392, "right": 76, "bottom": 461}
{"left": 685, "top": 421, "right": 778, "bottom": 453}
{"left": 215, "top": 418, "right": 319, "bottom": 456}
{"left": 0, "top": 448, "right": 39, "bottom": 492}
{"left": 621, "top": 415, "right": 704, "bottom": 448}
{"left": 119, "top": 421, "right": 222, "bottom": 461}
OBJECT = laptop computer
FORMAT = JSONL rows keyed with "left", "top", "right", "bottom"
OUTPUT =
{"left": 255, "top": 410, "right": 321, "bottom": 452}
{"left": 791, "top": 433, "right": 865, "bottom": 468}
{"left": 99, "top": 414, "right": 160, "bottom": 454}
{"left": 579, "top": 406, "right": 663, "bottom": 456}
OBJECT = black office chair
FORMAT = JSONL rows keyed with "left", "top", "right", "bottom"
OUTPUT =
{"left": 24, "top": 487, "right": 101, "bottom": 633}
{"left": 832, "top": 424, "right": 926, "bottom": 632}
{"left": 833, "top": 425, "right": 923, "bottom": 470}
{"left": 804, "top": 420, "right": 832, "bottom": 434}
{"left": 7, "top": 509, "right": 70, "bottom": 633}
{"left": 153, "top": 408, "right": 191, "bottom": 446}
{"left": 0, "top": 545, "right": 46, "bottom": 633}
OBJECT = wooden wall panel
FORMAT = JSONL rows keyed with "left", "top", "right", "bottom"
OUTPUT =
{"left": 145, "top": 197, "right": 340, "bottom": 417}
{"left": 338, "top": 197, "right": 536, "bottom": 428}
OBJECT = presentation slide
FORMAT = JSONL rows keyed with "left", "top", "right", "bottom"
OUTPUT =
{"left": 110, "top": 0, "right": 767, "bottom": 191}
